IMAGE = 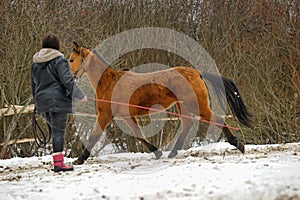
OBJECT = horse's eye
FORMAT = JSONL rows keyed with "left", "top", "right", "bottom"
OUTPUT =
{"left": 69, "top": 59, "right": 74, "bottom": 63}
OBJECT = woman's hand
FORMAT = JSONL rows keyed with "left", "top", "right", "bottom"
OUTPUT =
{"left": 80, "top": 96, "right": 88, "bottom": 102}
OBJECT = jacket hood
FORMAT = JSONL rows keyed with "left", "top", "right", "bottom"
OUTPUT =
{"left": 33, "top": 48, "right": 64, "bottom": 63}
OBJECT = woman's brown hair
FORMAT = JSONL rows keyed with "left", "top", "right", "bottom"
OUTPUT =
{"left": 42, "top": 34, "right": 60, "bottom": 50}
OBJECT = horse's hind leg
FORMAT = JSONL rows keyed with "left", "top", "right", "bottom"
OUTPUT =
{"left": 168, "top": 116, "right": 193, "bottom": 158}
{"left": 124, "top": 117, "right": 162, "bottom": 159}
{"left": 168, "top": 103, "right": 193, "bottom": 158}
{"left": 206, "top": 112, "right": 245, "bottom": 153}
{"left": 222, "top": 124, "right": 245, "bottom": 153}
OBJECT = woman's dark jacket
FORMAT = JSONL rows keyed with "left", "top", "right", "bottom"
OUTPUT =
{"left": 31, "top": 48, "right": 85, "bottom": 114}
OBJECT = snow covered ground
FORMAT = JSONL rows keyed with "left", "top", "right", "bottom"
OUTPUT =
{"left": 1, "top": 142, "right": 300, "bottom": 200}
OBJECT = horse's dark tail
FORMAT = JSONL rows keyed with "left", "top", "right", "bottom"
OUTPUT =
{"left": 202, "top": 72, "right": 252, "bottom": 128}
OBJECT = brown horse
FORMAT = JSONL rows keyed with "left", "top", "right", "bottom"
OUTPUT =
{"left": 69, "top": 42, "right": 252, "bottom": 164}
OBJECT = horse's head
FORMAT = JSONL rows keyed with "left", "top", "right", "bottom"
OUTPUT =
{"left": 69, "top": 42, "right": 90, "bottom": 79}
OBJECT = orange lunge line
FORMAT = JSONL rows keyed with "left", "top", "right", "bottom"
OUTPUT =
{"left": 87, "top": 98, "right": 240, "bottom": 131}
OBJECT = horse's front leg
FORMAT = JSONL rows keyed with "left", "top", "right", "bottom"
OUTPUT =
{"left": 73, "top": 115, "right": 109, "bottom": 165}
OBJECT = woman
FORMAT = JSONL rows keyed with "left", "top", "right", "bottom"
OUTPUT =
{"left": 31, "top": 34, "right": 87, "bottom": 172}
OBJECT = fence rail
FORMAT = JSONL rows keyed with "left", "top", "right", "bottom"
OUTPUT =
{"left": 0, "top": 104, "right": 35, "bottom": 117}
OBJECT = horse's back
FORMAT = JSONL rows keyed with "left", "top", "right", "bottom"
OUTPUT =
{"left": 95, "top": 65, "right": 209, "bottom": 118}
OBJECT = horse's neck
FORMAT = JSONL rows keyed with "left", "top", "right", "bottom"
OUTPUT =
{"left": 85, "top": 53, "right": 119, "bottom": 90}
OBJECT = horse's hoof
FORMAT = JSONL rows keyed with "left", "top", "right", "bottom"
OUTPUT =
{"left": 168, "top": 151, "right": 178, "bottom": 158}
{"left": 237, "top": 142, "right": 245, "bottom": 153}
{"left": 72, "top": 159, "right": 84, "bottom": 165}
{"left": 154, "top": 150, "right": 162, "bottom": 159}
{"left": 229, "top": 137, "right": 245, "bottom": 154}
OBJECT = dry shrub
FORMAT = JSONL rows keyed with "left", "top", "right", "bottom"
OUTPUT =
{"left": 0, "top": 0, "right": 299, "bottom": 157}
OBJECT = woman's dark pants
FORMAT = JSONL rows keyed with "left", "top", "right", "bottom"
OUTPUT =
{"left": 42, "top": 112, "right": 68, "bottom": 153}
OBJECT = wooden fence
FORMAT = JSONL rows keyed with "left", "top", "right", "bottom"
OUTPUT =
{"left": 0, "top": 104, "right": 232, "bottom": 159}
{"left": 0, "top": 104, "right": 35, "bottom": 158}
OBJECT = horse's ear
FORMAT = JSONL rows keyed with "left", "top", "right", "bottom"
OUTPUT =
{"left": 73, "top": 42, "right": 80, "bottom": 51}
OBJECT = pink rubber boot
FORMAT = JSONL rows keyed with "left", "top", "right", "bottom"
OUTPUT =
{"left": 52, "top": 152, "right": 74, "bottom": 172}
